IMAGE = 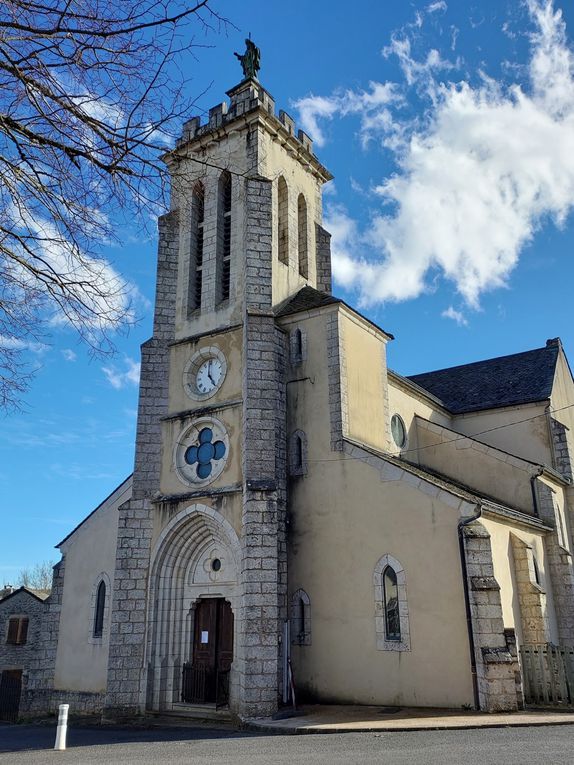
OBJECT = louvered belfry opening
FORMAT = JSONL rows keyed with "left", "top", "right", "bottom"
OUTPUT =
{"left": 217, "top": 171, "right": 232, "bottom": 304}
{"left": 189, "top": 180, "right": 205, "bottom": 314}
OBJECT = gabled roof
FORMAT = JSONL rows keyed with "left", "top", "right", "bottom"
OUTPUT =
{"left": 274, "top": 285, "right": 340, "bottom": 317}
{"left": 0, "top": 586, "right": 50, "bottom": 605}
{"left": 408, "top": 340, "right": 561, "bottom": 414}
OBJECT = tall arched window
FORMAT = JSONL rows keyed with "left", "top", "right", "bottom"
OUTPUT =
{"left": 373, "top": 554, "right": 410, "bottom": 651}
{"left": 277, "top": 176, "right": 289, "bottom": 265}
{"left": 297, "top": 194, "right": 308, "bottom": 278}
{"left": 217, "top": 171, "right": 232, "bottom": 303}
{"left": 93, "top": 580, "right": 106, "bottom": 639}
{"left": 189, "top": 181, "right": 205, "bottom": 313}
{"left": 383, "top": 566, "right": 400, "bottom": 641}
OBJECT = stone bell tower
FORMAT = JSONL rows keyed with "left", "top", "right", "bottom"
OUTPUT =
{"left": 105, "top": 46, "right": 333, "bottom": 720}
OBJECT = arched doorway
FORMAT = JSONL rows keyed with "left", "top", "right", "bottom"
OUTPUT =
{"left": 182, "top": 598, "right": 233, "bottom": 705}
{"left": 147, "top": 505, "right": 241, "bottom": 711}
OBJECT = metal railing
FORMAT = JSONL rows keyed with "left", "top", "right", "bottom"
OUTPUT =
{"left": 181, "top": 663, "right": 230, "bottom": 708}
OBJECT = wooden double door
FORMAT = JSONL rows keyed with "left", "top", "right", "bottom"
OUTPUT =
{"left": 0, "top": 670, "right": 22, "bottom": 723}
{"left": 182, "top": 598, "right": 233, "bottom": 706}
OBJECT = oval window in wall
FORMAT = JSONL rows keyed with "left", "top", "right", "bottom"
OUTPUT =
{"left": 391, "top": 414, "right": 407, "bottom": 449}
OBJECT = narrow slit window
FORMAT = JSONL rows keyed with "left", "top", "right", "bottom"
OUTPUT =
{"left": 189, "top": 181, "right": 205, "bottom": 313}
{"left": 295, "top": 435, "right": 304, "bottom": 470}
{"left": 218, "top": 171, "right": 232, "bottom": 303}
{"left": 297, "top": 194, "right": 308, "bottom": 278}
{"left": 291, "top": 589, "right": 311, "bottom": 645}
{"left": 93, "top": 580, "right": 106, "bottom": 638}
{"left": 289, "top": 430, "right": 308, "bottom": 476}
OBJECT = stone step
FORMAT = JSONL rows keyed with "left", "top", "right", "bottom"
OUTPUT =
{"left": 147, "top": 704, "right": 232, "bottom": 724}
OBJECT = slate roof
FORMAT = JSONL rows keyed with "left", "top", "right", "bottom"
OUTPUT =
{"left": 408, "top": 341, "right": 561, "bottom": 414}
{"left": 0, "top": 586, "right": 50, "bottom": 605}
{"left": 274, "top": 286, "right": 340, "bottom": 317}
{"left": 274, "top": 286, "right": 394, "bottom": 339}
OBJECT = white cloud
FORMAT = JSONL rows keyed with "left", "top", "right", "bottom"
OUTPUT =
{"left": 297, "top": 1, "right": 574, "bottom": 311}
{"left": 61, "top": 349, "right": 77, "bottom": 362}
{"left": 7, "top": 204, "right": 136, "bottom": 335}
{"left": 292, "top": 82, "right": 401, "bottom": 148}
{"left": 427, "top": 1, "right": 447, "bottom": 13}
{"left": 102, "top": 357, "right": 141, "bottom": 390}
{"left": 382, "top": 35, "right": 458, "bottom": 88}
{"left": 441, "top": 306, "right": 468, "bottom": 326}
{"left": 0, "top": 335, "right": 49, "bottom": 354}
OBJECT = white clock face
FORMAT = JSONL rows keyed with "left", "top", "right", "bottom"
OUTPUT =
{"left": 196, "top": 358, "right": 223, "bottom": 394}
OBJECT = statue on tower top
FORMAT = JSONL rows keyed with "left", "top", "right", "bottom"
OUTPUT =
{"left": 234, "top": 37, "right": 261, "bottom": 80}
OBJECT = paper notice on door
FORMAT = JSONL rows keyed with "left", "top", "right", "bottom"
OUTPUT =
{"left": 201, "top": 631, "right": 209, "bottom": 644}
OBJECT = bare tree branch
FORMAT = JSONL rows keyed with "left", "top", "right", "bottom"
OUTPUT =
{"left": 0, "top": 0, "right": 229, "bottom": 410}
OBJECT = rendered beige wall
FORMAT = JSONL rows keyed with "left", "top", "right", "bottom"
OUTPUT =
{"left": 342, "top": 312, "right": 388, "bottom": 453}
{"left": 289, "top": 456, "right": 474, "bottom": 707}
{"left": 453, "top": 403, "right": 551, "bottom": 467}
{"left": 416, "top": 419, "right": 535, "bottom": 514}
{"left": 54, "top": 481, "right": 130, "bottom": 693}
{"left": 481, "top": 516, "right": 559, "bottom": 646}
{"left": 550, "top": 351, "right": 574, "bottom": 438}
{"left": 281, "top": 308, "right": 474, "bottom": 707}
{"left": 387, "top": 380, "right": 451, "bottom": 459}
{"left": 168, "top": 328, "right": 242, "bottom": 414}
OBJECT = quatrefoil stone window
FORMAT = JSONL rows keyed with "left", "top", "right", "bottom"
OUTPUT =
{"left": 175, "top": 417, "right": 229, "bottom": 486}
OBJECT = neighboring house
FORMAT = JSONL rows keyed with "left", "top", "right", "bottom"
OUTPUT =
{"left": 0, "top": 587, "right": 49, "bottom": 721}
{"left": 13, "top": 60, "right": 574, "bottom": 721}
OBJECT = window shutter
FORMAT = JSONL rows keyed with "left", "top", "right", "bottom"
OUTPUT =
{"left": 6, "top": 617, "right": 19, "bottom": 644}
{"left": 18, "top": 617, "right": 29, "bottom": 645}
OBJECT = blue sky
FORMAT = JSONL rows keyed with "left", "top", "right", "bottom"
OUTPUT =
{"left": 2, "top": 0, "right": 574, "bottom": 579}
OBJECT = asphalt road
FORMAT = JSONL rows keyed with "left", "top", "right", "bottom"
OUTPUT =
{"left": 1, "top": 722, "right": 573, "bottom": 764}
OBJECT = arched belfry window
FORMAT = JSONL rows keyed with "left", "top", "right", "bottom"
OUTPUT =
{"left": 217, "top": 171, "right": 232, "bottom": 303}
{"left": 93, "top": 580, "right": 106, "bottom": 639}
{"left": 189, "top": 181, "right": 205, "bottom": 313}
{"left": 373, "top": 554, "right": 410, "bottom": 651}
{"left": 277, "top": 176, "right": 289, "bottom": 265}
{"left": 297, "top": 193, "right": 308, "bottom": 278}
{"left": 291, "top": 589, "right": 311, "bottom": 645}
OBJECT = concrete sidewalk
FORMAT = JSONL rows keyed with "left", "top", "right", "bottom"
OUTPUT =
{"left": 245, "top": 704, "right": 574, "bottom": 734}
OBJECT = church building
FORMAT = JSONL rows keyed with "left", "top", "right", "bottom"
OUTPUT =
{"left": 4, "top": 52, "right": 574, "bottom": 722}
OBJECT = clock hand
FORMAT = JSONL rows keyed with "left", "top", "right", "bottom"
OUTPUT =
{"left": 207, "top": 360, "right": 216, "bottom": 385}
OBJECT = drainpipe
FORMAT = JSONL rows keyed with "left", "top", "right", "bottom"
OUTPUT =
{"left": 458, "top": 507, "right": 482, "bottom": 711}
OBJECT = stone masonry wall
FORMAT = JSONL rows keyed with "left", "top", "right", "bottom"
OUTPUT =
{"left": 509, "top": 534, "right": 549, "bottom": 644}
{"left": 463, "top": 522, "right": 522, "bottom": 711}
{"left": 326, "top": 310, "right": 348, "bottom": 452}
{"left": 20, "top": 561, "right": 65, "bottom": 715}
{"left": 315, "top": 224, "right": 332, "bottom": 294}
{"left": 104, "top": 211, "right": 179, "bottom": 718}
{"left": 536, "top": 481, "right": 574, "bottom": 645}
{"left": 550, "top": 418, "right": 573, "bottom": 482}
{"left": 0, "top": 589, "right": 49, "bottom": 717}
{"left": 238, "top": 175, "right": 286, "bottom": 718}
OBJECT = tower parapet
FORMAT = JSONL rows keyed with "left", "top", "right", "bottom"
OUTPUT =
{"left": 175, "top": 78, "right": 319, "bottom": 163}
